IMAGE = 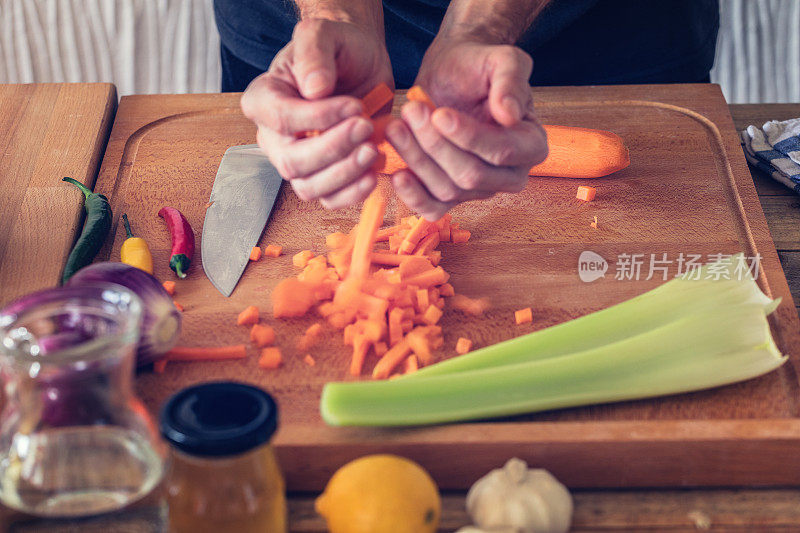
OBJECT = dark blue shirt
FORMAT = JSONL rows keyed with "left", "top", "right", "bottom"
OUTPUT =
{"left": 214, "top": 0, "right": 719, "bottom": 88}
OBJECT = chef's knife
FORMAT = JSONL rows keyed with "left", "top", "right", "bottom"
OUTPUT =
{"left": 202, "top": 145, "right": 282, "bottom": 297}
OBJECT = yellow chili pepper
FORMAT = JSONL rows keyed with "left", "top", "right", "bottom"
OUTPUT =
{"left": 120, "top": 214, "right": 154, "bottom": 274}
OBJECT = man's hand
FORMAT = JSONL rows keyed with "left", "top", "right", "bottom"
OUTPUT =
{"left": 385, "top": 1, "right": 550, "bottom": 221}
{"left": 241, "top": 15, "right": 393, "bottom": 209}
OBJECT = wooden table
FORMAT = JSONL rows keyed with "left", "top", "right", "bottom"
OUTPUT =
{"left": 1, "top": 88, "right": 800, "bottom": 531}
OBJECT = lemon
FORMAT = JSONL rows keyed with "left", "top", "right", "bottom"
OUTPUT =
{"left": 315, "top": 454, "right": 441, "bottom": 533}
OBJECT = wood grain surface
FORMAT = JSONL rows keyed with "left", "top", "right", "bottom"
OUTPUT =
{"left": 0, "top": 83, "right": 117, "bottom": 305}
{"left": 86, "top": 85, "right": 800, "bottom": 491}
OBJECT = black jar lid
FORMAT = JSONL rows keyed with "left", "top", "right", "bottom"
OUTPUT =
{"left": 159, "top": 382, "right": 278, "bottom": 457}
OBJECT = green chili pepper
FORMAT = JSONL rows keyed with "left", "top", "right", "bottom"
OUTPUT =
{"left": 61, "top": 177, "right": 113, "bottom": 284}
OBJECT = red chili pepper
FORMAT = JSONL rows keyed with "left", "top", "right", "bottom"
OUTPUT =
{"left": 158, "top": 206, "right": 195, "bottom": 279}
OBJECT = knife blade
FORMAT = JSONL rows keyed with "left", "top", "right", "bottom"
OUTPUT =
{"left": 202, "top": 144, "right": 282, "bottom": 297}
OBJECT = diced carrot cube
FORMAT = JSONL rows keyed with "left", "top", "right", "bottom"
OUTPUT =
{"left": 237, "top": 305, "right": 259, "bottom": 326}
{"left": 451, "top": 229, "right": 471, "bottom": 243}
{"left": 250, "top": 324, "right": 275, "bottom": 347}
{"left": 264, "top": 244, "right": 283, "bottom": 257}
{"left": 303, "top": 354, "right": 316, "bottom": 367}
{"left": 173, "top": 300, "right": 184, "bottom": 312}
{"left": 576, "top": 186, "right": 597, "bottom": 202}
{"left": 293, "top": 250, "right": 315, "bottom": 268}
{"left": 515, "top": 307, "right": 533, "bottom": 324}
{"left": 162, "top": 281, "right": 176, "bottom": 296}
{"left": 439, "top": 283, "right": 455, "bottom": 297}
{"left": 422, "top": 305, "right": 443, "bottom": 325}
{"left": 456, "top": 337, "right": 473, "bottom": 355}
{"left": 249, "top": 246, "right": 262, "bottom": 261}
{"left": 258, "top": 347, "right": 282, "bottom": 369}
{"left": 451, "top": 294, "right": 490, "bottom": 315}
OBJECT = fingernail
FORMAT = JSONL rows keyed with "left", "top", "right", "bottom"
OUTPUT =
{"left": 350, "top": 119, "right": 373, "bottom": 143}
{"left": 386, "top": 121, "right": 408, "bottom": 146}
{"left": 432, "top": 109, "right": 456, "bottom": 134}
{"left": 503, "top": 96, "right": 521, "bottom": 121}
{"left": 404, "top": 102, "right": 428, "bottom": 129}
{"left": 356, "top": 144, "right": 377, "bottom": 166}
{"left": 340, "top": 100, "right": 363, "bottom": 119}
{"left": 303, "top": 70, "right": 330, "bottom": 96}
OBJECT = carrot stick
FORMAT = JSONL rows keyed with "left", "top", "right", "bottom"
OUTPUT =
{"left": 407, "top": 86, "right": 436, "bottom": 110}
{"left": 399, "top": 217, "right": 433, "bottom": 254}
{"left": 389, "top": 307, "right": 404, "bottom": 346}
{"left": 372, "top": 340, "right": 412, "bottom": 379}
{"left": 349, "top": 188, "right": 386, "bottom": 279}
{"left": 370, "top": 252, "right": 418, "bottom": 266}
{"left": 403, "top": 266, "right": 449, "bottom": 288}
{"left": 375, "top": 225, "right": 402, "bottom": 242}
{"left": 414, "top": 232, "right": 440, "bottom": 256}
{"left": 404, "top": 355, "right": 419, "bottom": 374}
{"left": 168, "top": 345, "right": 247, "bottom": 361}
{"left": 350, "top": 334, "right": 371, "bottom": 376}
{"left": 362, "top": 83, "right": 394, "bottom": 117}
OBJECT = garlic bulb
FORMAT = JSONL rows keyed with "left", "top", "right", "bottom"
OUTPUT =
{"left": 465, "top": 458, "right": 573, "bottom": 533}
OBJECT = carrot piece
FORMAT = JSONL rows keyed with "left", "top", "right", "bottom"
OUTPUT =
{"left": 153, "top": 359, "right": 167, "bottom": 373}
{"left": 401, "top": 319, "right": 414, "bottom": 333}
{"left": 456, "top": 337, "right": 473, "bottom": 355}
{"left": 249, "top": 246, "right": 262, "bottom": 261}
{"left": 328, "top": 312, "right": 350, "bottom": 329}
{"left": 439, "top": 283, "right": 455, "bottom": 297}
{"left": 413, "top": 232, "right": 440, "bottom": 256}
{"left": 173, "top": 300, "right": 184, "bottom": 312}
{"left": 404, "top": 355, "right": 419, "bottom": 374}
{"left": 515, "top": 307, "right": 533, "bottom": 324}
{"left": 264, "top": 244, "right": 283, "bottom": 257}
{"left": 298, "top": 322, "right": 323, "bottom": 351}
{"left": 237, "top": 305, "right": 259, "bottom": 326}
{"left": 272, "top": 278, "right": 315, "bottom": 318}
{"left": 168, "top": 345, "right": 247, "bottom": 361}
{"left": 343, "top": 324, "right": 356, "bottom": 346}
{"left": 258, "top": 347, "right": 282, "bottom": 369}
{"left": 349, "top": 188, "right": 387, "bottom": 279}
{"left": 250, "top": 323, "right": 276, "bottom": 347}
{"left": 370, "top": 252, "right": 414, "bottom": 266}
{"left": 389, "top": 307, "right": 404, "bottom": 346}
{"left": 422, "top": 305, "right": 443, "bottom": 325}
{"left": 362, "top": 83, "right": 394, "bottom": 117}
{"left": 451, "top": 294, "right": 490, "bottom": 315}
{"left": 407, "top": 86, "right": 436, "bottom": 110}
{"left": 427, "top": 251, "right": 442, "bottom": 266}
{"left": 451, "top": 229, "right": 471, "bottom": 243}
{"left": 374, "top": 341, "right": 388, "bottom": 356}
{"left": 530, "top": 125, "right": 630, "bottom": 179}
{"left": 303, "top": 354, "right": 316, "bottom": 367}
{"left": 576, "top": 185, "right": 597, "bottom": 202}
{"left": 433, "top": 297, "right": 445, "bottom": 309}
{"left": 398, "top": 256, "right": 434, "bottom": 279}
{"left": 317, "top": 301, "right": 336, "bottom": 317}
{"left": 375, "top": 225, "right": 402, "bottom": 242}
{"left": 326, "top": 232, "right": 349, "bottom": 249}
{"left": 405, "top": 327, "right": 432, "bottom": 365}
{"left": 293, "top": 250, "right": 315, "bottom": 268}
{"left": 415, "top": 289, "right": 430, "bottom": 313}
{"left": 162, "top": 281, "right": 176, "bottom": 296}
{"left": 350, "top": 334, "right": 371, "bottom": 376}
{"left": 399, "top": 218, "right": 433, "bottom": 254}
{"left": 591, "top": 216, "right": 598, "bottom": 229}
{"left": 372, "top": 340, "right": 412, "bottom": 379}
{"left": 403, "top": 266, "right": 449, "bottom": 288}
{"left": 401, "top": 215, "right": 419, "bottom": 227}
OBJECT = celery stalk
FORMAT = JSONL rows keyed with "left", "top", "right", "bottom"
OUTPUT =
{"left": 321, "top": 304, "right": 785, "bottom": 426}
{"left": 406, "top": 254, "right": 774, "bottom": 379}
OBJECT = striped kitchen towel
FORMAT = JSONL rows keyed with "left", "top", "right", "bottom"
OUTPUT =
{"left": 740, "top": 118, "right": 800, "bottom": 193}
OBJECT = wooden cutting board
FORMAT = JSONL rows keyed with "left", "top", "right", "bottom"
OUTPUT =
{"left": 0, "top": 83, "right": 116, "bottom": 305}
{"left": 93, "top": 84, "right": 800, "bottom": 490}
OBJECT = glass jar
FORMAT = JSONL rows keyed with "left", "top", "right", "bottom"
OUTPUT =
{"left": 0, "top": 283, "right": 165, "bottom": 517}
{"left": 160, "top": 382, "right": 287, "bottom": 533}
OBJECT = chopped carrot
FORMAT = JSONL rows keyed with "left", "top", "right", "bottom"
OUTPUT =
{"left": 415, "top": 289, "right": 430, "bottom": 313}
{"left": 576, "top": 185, "right": 597, "bottom": 202}
{"left": 404, "top": 355, "right": 419, "bottom": 374}
{"left": 349, "top": 188, "right": 386, "bottom": 279}
{"left": 250, "top": 323, "right": 276, "bottom": 348}
{"left": 451, "top": 294, "right": 490, "bottom": 315}
{"left": 303, "top": 354, "right": 316, "bottom": 367}
{"left": 399, "top": 256, "right": 434, "bottom": 279}
{"left": 298, "top": 322, "right": 323, "bottom": 351}
{"left": 374, "top": 341, "right": 388, "bottom": 356}
{"left": 162, "top": 281, "right": 176, "bottom": 296}
{"left": 168, "top": 345, "right": 247, "bottom": 361}
{"left": 371, "top": 252, "right": 415, "bottom": 266}
{"left": 427, "top": 251, "right": 442, "bottom": 266}
{"left": 389, "top": 307, "right": 404, "bottom": 346}
{"left": 204, "top": 201, "right": 214, "bottom": 210}
{"left": 293, "top": 250, "right": 315, "bottom": 268}
{"left": 258, "top": 347, "right": 282, "bottom": 369}
{"left": 237, "top": 305, "right": 259, "bottom": 326}
{"left": 405, "top": 327, "right": 432, "bottom": 365}
{"left": 361, "top": 82, "right": 394, "bottom": 117}
{"left": 515, "top": 307, "right": 533, "bottom": 324}
{"left": 372, "top": 340, "right": 412, "bottom": 379}
{"left": 414, "top": 232, "right": 440, "bottom": 256}
{"left": 403, "top": 266, "right": 449, "bottom": 288}
{"left": 456, "top": 337, "right": 473, "bottom": 355}
{"left": 153, "top": 359, "right": 168, "bottom": 373}
{"left": 422, "top": 305, "right": 443, "bottom": 325}
{"left": 399, "top": 218, "right": 433, "bottom": 254}
{"left": 173, "top": 300, "right": 184, "bottom": 312}
{"left": 407, "top": 86, "right": 436, "bottom": 110}
{"left": 375, "top": 225, "right": 402, "bottom": 242}
{"left": 326, "top": 232, "right": 349, "bottom": 249}
{"left": 317, "top": 301, "right": 336, "bottom": 317}
{"left": 591, "top": 216, "right": 598, "bottom": 229}
{"left": 272, "top": 278, "right": 315, "bottom": 318}
{"left": 439, "top": 283, "right": 455, "bottom": 297}
{"left": 328, "top": 311, "right": 350, "bottom": 329}
{"left": 451, "top": 229, "right": 471, "bottom": 243}
{"left": 401, "top": 319, "right": 414, "bottom": 333}
{"left": 264, "top": 244, "right": 283, "bottom": 257}
{"left": 350, "top": 334, "right": 370, "bottom": 376}
{"left": 249, "top": 246, "right": 262, "bottom": 261}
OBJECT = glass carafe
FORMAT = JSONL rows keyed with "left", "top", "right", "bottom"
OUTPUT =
{"left": 0, "top": 283, "right": 165, "bottom": 517}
